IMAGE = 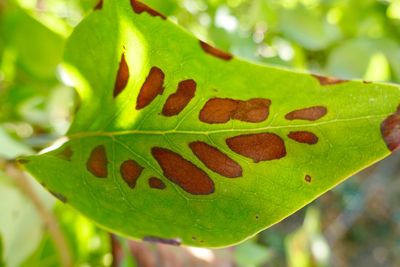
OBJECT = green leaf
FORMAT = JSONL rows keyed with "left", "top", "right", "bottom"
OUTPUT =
{"left": 326, "top": 38, "right": 397, "bottom": 81}
{"left": 279, "top": 7, "right": 341, "bottom": 51}
{"left": 20, "top": 1, "right": 400, "bottom": 247}
{"left": 1, "top": 8, "right": 64, "bottom": 82}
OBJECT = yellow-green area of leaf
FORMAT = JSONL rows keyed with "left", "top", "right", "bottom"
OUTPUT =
{"left": 19, "top": 0, "right": 400, "bottom": 247}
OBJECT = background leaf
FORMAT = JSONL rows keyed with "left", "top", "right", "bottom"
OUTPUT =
{"left": 0, "top": 172, "right": 53, "bottom": 267}
{"left": 0, "top": 127, "right": 33, "bottom": 159}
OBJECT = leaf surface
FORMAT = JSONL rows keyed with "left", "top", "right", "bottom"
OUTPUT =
{"left": 21, "top": 0, "right": 400, "bottom": 247}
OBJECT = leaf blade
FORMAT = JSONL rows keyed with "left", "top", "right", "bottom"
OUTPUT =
{"left": 21, "top": 0, "right": 400, "bottom": 247}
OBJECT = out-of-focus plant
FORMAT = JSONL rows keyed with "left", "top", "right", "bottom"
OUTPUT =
{"left": 285, "top": 208, "right": 330, "bottom": 267}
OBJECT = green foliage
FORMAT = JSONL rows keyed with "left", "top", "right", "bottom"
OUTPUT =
{"left": 285, "top": 207, "right": 329, "bottom": 267}
{"left": 19, "top": 205, "right": 111, "bottom": 267}
{"left": 0, "top": 127, "right": 32, "bottom": 159}
{"left": 0, "top": 5, "right": 65, "bottom": 122}
{"left": 20, "top": 0, "right": 400, "bottom": 247}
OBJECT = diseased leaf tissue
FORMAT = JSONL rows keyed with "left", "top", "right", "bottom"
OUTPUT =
{"left": 20, "top": 0, "right": 400, "bottom": 247}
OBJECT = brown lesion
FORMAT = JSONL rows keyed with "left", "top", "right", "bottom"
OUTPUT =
{"left": 189, "top": 141, "right": 242, "bottom": 178}
{"left": 87, "top": 145, "right": 108, "bottom": 178}
{"left": 148, "top": 177, "right": 166, "bottom": 189}
{"left": 130, "top": 0, "right": 166, "bottom": 19}
{"left": 199, "top": 41, "right": 233, "bottom": 61}
{"left": 94, "top": 0, "right": 103, "bottom": 10}
{"left": 113, "top": 53, "right": 130, "bottom": 98}
{"left": 312, "top": 74, "right": 348, "bottom": 86}
{"left": 226, "top": 133, "right": 286, "bottom": 163}
{"left": 285, "top": 106, "right": 327, "bottom": 121}
{"left": 151, "top": 147, "right": 215, "bottom": 195}
{"left": 49, "top": 191, "right": 68, "bottom": 203}
{"left": 199, "top": 98, "right": 271, "bottom": 124}
{"left": 143, "top": 236, "right": 181, "bottom": 246}
{"left": 56, "top": 147, "right": 73, "bottom": 161}
{"left": 199, "top": 98, "right": 237, "bottom": 123}
{"left": 120, "top": 159, "right": 144, "bottom": 188}
{"left": 381, "top": 105, "right": 400, "bottom": 152}
{"left": 288, "top": 131, "right": 319, "bottom": 145}
{"left": 234, "top": 99, "right": 271, "bottom": 123}
{"left": 304, "top": 175, "right": 312, "bottom": 183}
{"left": 136, "top": 67, "right": 165, "bottom": 110}
{"left": 162, "top": 79, "right": 196, "bottom": 116}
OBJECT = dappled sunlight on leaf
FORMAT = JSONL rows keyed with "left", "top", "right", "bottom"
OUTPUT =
{"left": 20, "top": 0, "right": 400, "bottom": 248}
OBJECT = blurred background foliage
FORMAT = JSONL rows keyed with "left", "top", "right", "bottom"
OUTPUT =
{"left": 1, "top": 0, "right": 400, "bottom": 266}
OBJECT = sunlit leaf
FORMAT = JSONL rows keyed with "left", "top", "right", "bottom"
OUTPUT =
{"left": 21, "top": 0, "right": 400, "bottom": 247}
{"left": 1, "top": 8, "right": 64, "bottom": 81}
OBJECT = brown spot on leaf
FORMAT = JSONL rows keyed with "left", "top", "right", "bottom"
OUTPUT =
{"left": 200, "top": 98, "right": 237, "bottom": 123}
{"left": 312, "top": 74, "right": 348, "bottom": 85}
{"left": 143, "top": 236, "right": 181, "bottom": 246}
{"left": 285, "top": 106, "right": 327, "bottom": 121}
{"left": 305, "top": 175, "right": 312, "bottom": 183}
{"left": 136, "top": 67, "right": 165, "bottom": 110}
{"left": 288, "top": 131, "right": 319, "bottom": 145}
{"left": 148, "top": 177, "right": 166, "bottom": 189}
{"left": 113, "top": 53, "right": 129, "bottom": 98}
{"left": 199, "top": 98, "right": 270, "bottom": 124}
{"left": 189, "top": 141, "right": 242, "bottom": 178}
{"left": 56, "top": 147, "right": 73, "bottom": 161}
{"left": 87, "top": 145, "right": 108, "bottom": 178}
{"left": 233, "top": 99, "right": 271, "bottom": 123}
{"left": 162, "top": 79, "right": 196, "bottom": 116}
{"left": 120, "top": 160, "right": 143, "bottom": 188}
{"left": 151, "top": 147, "right": 214, "bottom": 195}
{"left": 94, "top": 0, "right": 103, "bottom": 10}
{"left": 381, "top": 105, "right": 400, "bottom": 152}
{"left": 226, "top": 133, "right": 286, "bottom": 163}
{"left": 49, "top": 191, "right": 67, "bottom": 203}
{"left": 130, "top": 0, "right": 166, "bottom": 19}
{"left": 200, "top": 41, "right": 233, "bottom": 61}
